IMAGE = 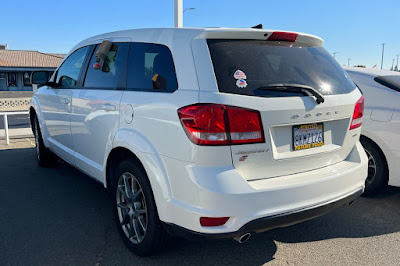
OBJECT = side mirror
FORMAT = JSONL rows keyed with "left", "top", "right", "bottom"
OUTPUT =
{"left": 31, "top": 71, "right": 50, "bottom": 85}
{"left": 152, "top": 74, "right": 167, "bottom": 90}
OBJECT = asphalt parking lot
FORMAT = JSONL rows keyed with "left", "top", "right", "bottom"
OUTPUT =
{"left": 1, "top": 146, "right": 400, "bottom": 265}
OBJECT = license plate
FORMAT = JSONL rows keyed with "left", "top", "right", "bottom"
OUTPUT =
{"left": 293, "top": 123, "right": 324, "bottom": 151}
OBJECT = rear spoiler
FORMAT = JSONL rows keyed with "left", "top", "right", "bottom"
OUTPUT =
{"left": 198, "top": 29, "right": 324, "bottom": 47}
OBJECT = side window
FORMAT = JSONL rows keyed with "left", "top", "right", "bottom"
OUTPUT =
{"left": 127, "top": 43, "right": 178, "bottom": 92}
{"left": 55, "top": 46, "right": 90, "bottom": 88}
{"left": 374, "top": 76, "right": 400, "bottom": 93}
{"left": 83, "top": 42, "right": 130, "bottom": 89}
{"left": 23, "top": 72, "right": 32, "bottom": 86}
{"left": 7, "top": 73, "right": 18, "bottom": 87}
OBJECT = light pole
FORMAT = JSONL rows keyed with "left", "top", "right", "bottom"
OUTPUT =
{"left": 381, "top": 43, "right": 385, "bottom": 70}
{"left": 348, "top": 58, "right": 351, "bottom": 67}
{"left": 174, "top": 0, "right": 183, "bottom": 28}
{"left": 174, "top": 1, "right": 195, "bottom": 28}
{"left": 184, "top": 7, "right": 195, "bottom": 13}
{"left": 391, "top": 59, "right": 396, "bottom": 71}
{"left": 333, "top": 52, "right": 339, "bottom": 58}
{"left": 396, "top": 54, "right": 400, "bottom": 71}
{"left": 183, "top": 7, "right": 195, "bottom": 27}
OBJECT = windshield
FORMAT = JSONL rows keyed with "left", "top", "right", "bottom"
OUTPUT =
{"left": 207, "top": 39, "right": 356, "bottom": 97}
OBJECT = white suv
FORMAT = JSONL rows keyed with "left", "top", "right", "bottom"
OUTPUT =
{"left": 30, "top": 28, "right": 368, "bottom": 256}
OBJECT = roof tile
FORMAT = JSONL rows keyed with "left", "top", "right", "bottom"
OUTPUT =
{"left": 0, "top": 50, "right": 63, "bottom": 68}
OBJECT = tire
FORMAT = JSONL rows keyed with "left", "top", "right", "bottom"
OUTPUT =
{"left": 361, "top": 138, "right": 388, "bottom": 196}
{"left": 33, "top": 116, "right": 58, "bottom": 167}
{"left": 111, "top": 159, "right": 170, "bottom": 256}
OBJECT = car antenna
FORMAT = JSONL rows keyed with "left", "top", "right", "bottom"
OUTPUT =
{"left": 252, "top": 24, "right": 263, "bottom": 29}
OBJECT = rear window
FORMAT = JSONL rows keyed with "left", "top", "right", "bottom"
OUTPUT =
{"left": 374, "top": 75, "right": 400, "bottom": 92}
{"left": 207, "top": 40, "right": 356, "bottom": 97}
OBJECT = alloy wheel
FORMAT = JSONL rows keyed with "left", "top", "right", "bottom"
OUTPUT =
{"left": 116, "top": 172, "right": 148, "bottom": 244}
{"left": 34, "top": 123, "right": 40, "bottom": 161}
{"left": 365, "top": 149, "right": 377, "bottom": 187}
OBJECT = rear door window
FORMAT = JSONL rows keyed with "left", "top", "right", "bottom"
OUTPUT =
{"left": 207, "top": 40, "right": 356, "bottom": 97}
{"left": 127, "top": 43, "right": 178, "bottom": 92}
{"left": 83, "top": 42, "right": 130, "bottom": 89}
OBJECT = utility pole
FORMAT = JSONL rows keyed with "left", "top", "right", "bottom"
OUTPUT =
{"left": 333, "top": 52, "right": 339, "bottom": 58}
{"left": 381, "top": 43, "right": 386, "bottom": 69}
{"left": 174, "top": 0, "right": 183, "bottom": 28}
{"left": 348, "top": 58, "right": 351, "bottom": 67}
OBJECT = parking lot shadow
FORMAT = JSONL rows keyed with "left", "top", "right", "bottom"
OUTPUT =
{"left": 1, "top": 148, "right": 399, "bottom": 265}
{"left": 267, "top": 185, "right": 400, "bottom": 245}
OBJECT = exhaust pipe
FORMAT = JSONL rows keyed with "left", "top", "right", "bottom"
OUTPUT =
{"left": 233, "top": 233, "right": 251, "bottom": 244}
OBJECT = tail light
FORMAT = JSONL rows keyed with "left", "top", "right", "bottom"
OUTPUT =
{"left": 350, "top": 96, "right": 364, "bottom": 130}
{"left": 178, "top": 104, "right": 264, "bottom": 146}
{"left": 267, "top": 31, "right": 298, "bottom": 42}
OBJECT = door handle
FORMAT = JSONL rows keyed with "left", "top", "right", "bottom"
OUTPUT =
{"left": 101, "top": 103, "right": 116, "bottom": 112}
{"left": 59, "top": 97, "right": 70, "bottom": 104}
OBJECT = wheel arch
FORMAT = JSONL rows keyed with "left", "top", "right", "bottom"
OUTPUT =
{"left": 105, "top": 147, "right": 144, "bottom": 189}
{"left": 360, "top": 134, "right": 389, "bottom": 182}
{"left": 360, "top": 135, "right": 388, "bottom": 164}
{"left": 105, "top": 144, "right": 173, "bottom": 222}
{"left": 29, "top": 97, "right": 51, "bottom": 147}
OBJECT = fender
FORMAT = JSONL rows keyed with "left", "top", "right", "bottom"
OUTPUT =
{"left": 361, "top": 130, "right": 389, "bottom": 156}
{"left": 30, "top": 93, "right": 51, "bottom": 148}
{"left": 107, "top": 127, "right": 173, "bottom": 220}
{"left": 361, "top": 129, "right": 397, "bottom": 185}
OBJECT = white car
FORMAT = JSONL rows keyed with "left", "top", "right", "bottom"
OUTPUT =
{"left": 345, "top": 67, "right": 400, "bottom": 195}
{"left": 30, "top": 28, "right": 367, "bottom": 256}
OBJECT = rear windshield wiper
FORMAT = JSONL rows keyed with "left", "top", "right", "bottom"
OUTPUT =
{"left": 256, "top": 84, "right": 325, "bottom": 104}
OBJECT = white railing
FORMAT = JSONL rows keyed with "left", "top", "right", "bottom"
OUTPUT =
{"left": 0, "top": 111, "right": 29, "bottom": 145}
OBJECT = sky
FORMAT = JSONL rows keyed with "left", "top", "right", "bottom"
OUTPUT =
{"left": 1, "top": 0, "right": 399, "bottom": 69}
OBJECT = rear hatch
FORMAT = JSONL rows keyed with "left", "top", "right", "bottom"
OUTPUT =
{"left": 203, "top": 31, "right": 363, "bottom": 181}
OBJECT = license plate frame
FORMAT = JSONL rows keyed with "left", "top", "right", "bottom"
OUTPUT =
{"left": 292, "top": 123, "right": 324, "bottom": 151}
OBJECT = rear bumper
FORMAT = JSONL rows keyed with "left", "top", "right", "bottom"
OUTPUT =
{"left": 158, "top": 142, "right": 368, "bottom": 235}
{"left": 164, "top": 187, "right": 363, "bottom": 241}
